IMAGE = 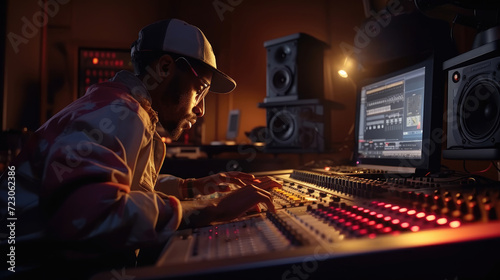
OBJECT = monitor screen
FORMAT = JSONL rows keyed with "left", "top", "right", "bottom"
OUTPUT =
{"left": 354, "top": 56, "right": 444, "bottom": 174}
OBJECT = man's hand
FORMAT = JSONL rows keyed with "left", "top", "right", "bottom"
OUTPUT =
{"left": 181, "top": 171, "right": 282, "bottom": 197}
{"left": 180, "top": 184, "right": 277, "bottom": 228}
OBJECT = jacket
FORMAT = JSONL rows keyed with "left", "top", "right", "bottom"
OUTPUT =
{"left": 0, "top": 70, "right": 184, "bottom": 272}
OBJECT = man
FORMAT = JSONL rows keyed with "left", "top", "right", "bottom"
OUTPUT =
{"left": 0, "top": 19, "right": 280, "bottom": 279}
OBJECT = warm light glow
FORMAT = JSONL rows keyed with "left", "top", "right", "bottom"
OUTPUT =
{"left": 407, "top": 210, "right": 416, "bottom": 215}
{"left": 425, "top": 215, "right": 436, "bottom": 222}
{"left": 410, "top": 226, "right": 420, "bottom": 232}
{"left": 400, "top": 222, "right": 410, "bottom": 228}
{"left": 324, "top": 166, "right": 331, "bottom": 171}
{"left": 436, "top": 218, "right": 448, "bottom": 225}
{"left": 161, "top": 137, "right": 172, "bottom": 144}
{"left": 449, "top": 221, "right": 461, "bottom": 228}
{"left": 338, "top": 69, "right": 348, "bottom": 78}
{"left": 92, "top": 57, "right": 99, "bottom": 64}
{"left": 416, "top": 212, "right": 426, "bottom": 219}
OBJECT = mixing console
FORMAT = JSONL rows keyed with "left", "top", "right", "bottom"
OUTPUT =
{"left": 92, "top": 168, "right": 500, "bottom": 280}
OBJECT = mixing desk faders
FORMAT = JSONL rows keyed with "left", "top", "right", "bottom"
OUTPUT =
{"left": 92, "top": 168, "right": 500, "bottom": 280}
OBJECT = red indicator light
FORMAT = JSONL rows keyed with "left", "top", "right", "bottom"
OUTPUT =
{"left": 361, "top": 218, "right": 369, "bottom": 223}
{"left": 368, "top": 233, "right": 377, "bottom": 239}
{"left": 449, "top": 221, "right": 461, "bottom": 228}
{"left": 410, "top": 226, "right": 420, "bottom": 232}
{"left": 399, "top": 208, "right": 408, "bottom": 213}
{"left": 400, "top": 222, "right": 410, "bottom": 228}
{"left": 391, "top": 219, "right": 400, "bottom": 225}
{"left": 391, "top": 206, "right": 400, "bottom": 211}
{"left": 359, "top": 229, "right": 368, "bottom": 235}
{"left": 376, "top": 214, "right": 384, "bottom": 219}
{"left": 368, "top": 220, "right": 376, "bottom": 226}
{"left": 407, "top": 210, "right": 416, "bottom": 215}
{"left": 382, "top": 227, "right": 392, "bottom": 233}
{"left": 416, "top": 212, "right": 426, "bottom": 219}
{"left": 92, "top": 58, "right": 98, "bottom": 64}
{"left": 383, "top": 216, "right": 392, "bottom": 222}
{"left": 375, "top": 224, "right": 383, "bottom": 229}
{"left": 377, "top": 202, "right": 385, "bottom": 206}
{"left": 369, "top": 211, "right": 377, "bottom": 216}
{"left": 436, "top": 218, "right": 448, "bottom": 225}
{"left": 384, "top": 204, "right": 392, "bottom": 208}
{"left": 425, "top": 215, "right": 436, "bottom": 222}
{"left": 351, "top": 225, "right": 360, "bottom": 230}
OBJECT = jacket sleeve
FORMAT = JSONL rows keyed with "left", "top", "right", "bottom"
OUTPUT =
{"left": 40, "top": 101, "right": 181, "bottom": 249}
{"left": 155, "top": 174, "right": 186, "bottom": 200}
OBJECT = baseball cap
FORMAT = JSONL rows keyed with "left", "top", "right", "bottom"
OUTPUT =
{"left": 131, "top": 19, "right": 236, "bottom": 94}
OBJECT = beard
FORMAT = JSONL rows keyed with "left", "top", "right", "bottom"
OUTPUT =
{"left": 159, "top": 71, "right": 196, "bottom": 141}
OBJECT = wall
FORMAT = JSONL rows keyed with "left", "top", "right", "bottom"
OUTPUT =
{"left": 3, "top": 0, "right": 498, "bottom": 179}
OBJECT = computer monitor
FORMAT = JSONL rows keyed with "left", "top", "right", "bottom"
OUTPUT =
{"left": 354, "top": 56, "right": 444, "bottom": 174}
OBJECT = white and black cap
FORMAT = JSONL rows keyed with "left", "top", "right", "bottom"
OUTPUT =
{"left": 131, "top": 19, "right": 236, "bottom": 94}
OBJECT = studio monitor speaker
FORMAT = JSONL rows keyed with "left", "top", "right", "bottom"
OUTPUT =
{"left": 444, "top": 49, "right": 500, "bottom": 159}
{"left": 263, "top": 100, "right": 328, "bottom": 153}
{"left": 264, "top": 33, "right": 326, "bottom": 103}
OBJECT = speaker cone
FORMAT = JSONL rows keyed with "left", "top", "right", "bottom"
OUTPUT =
{"left": 459, "top": 75, "right": 500, "bottom": 143}
{"left": 274, "top": 45, "right": 292, "bottom": 64}
{"left": 269, "top": 110, "right": 295, "bottom": 143}
{"left": 271, "top": 67, "right": 293, "bottom": 95}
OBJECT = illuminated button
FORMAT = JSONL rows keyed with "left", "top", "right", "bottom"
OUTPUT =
{"left": 400, "top": 222, "right": 410, "bottom": 229}
{"left": 416, "top": 212, "right": 426, "bottom": 219}
{"left": 407, "top": 210, "right": 417, "bottom": 216}
{"left": 425, "top": 215, "right": 436, "bottom": 222}
{"left": 436, "top": 217, "right": 448, "bottom": 225}
{"left": 449, "top": 220, "right": 461, "bottom": 228}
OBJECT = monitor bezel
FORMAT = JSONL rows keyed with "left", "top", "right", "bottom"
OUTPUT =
{"left": 353, "top": 55, "right": 444, "bottom": 174}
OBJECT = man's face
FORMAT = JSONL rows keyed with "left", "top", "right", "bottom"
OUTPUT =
{"left": 155, "top": 59, "right": 212, "bottom": 140}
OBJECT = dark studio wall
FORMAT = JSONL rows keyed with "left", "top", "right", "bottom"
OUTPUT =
{"left": 3, "top": 0, "right": 497, "bottom": 179}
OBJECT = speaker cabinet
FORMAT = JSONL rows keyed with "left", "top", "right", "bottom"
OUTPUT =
{"left": 264, "top": 33, "right": 326, "bottom": 103}
{"left": 262, "top": 100, "right": 328, "bottom": 153}
{"left": 444, "top": 49, "right": 500, "bottom": 159}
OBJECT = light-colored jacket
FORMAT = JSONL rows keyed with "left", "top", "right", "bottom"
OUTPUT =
{"left": 0, "top": 71, "right": 184, "bottom": 268}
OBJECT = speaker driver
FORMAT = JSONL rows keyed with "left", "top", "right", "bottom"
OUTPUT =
{"left": 458, "top": 75, "right": 500, "bottom": 144}
{"left": 269, "top": 110, "right": 295, "bottom": 144}
{"left": 271, "top": 67, "right": 293, "bottom": 96}
{"left": 274, "top": 45, "right": 292, "bottom": 64}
